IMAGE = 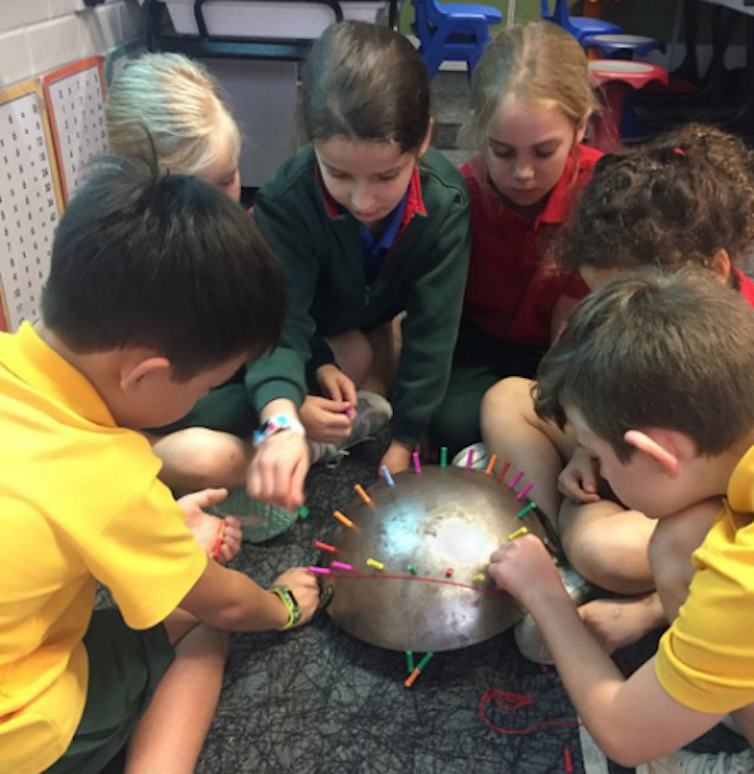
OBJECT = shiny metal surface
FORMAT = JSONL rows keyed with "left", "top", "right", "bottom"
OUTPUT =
{"left": 322, "top": 465, "right": 551, "bottom": 652}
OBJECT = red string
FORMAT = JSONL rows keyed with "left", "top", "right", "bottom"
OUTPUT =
{"left": 479, "top": 688, "right": 580, "bottom": 736}
{"left": 321, "top": 571, "right": 512, "bottom": 598}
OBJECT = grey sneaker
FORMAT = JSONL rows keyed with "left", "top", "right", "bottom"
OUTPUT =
{"left": 514, "top": 566, "right": 597, "bottom": 665}
{"left": 452, "top": 442, "right": 489, "bottom": 470}
{"left": 346, "top": 390, "right": 392, "bottom": 447}
{"left": 308, "top": 391, "right": 392, "bottom": 467}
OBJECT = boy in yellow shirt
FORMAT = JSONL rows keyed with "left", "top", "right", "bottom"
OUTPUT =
{"left": 0, "top": 159, "right": 320, "bottom": 774}
{"left": 489, "top": 268, "right": 754, "bottom": 766}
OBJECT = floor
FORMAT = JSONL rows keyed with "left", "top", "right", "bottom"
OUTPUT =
{"left": 101, "top": 428, "right": 747, "bottom": 774}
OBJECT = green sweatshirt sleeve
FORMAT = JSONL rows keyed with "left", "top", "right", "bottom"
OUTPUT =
{"left": 391, "top": 194, "right": 471, "bottom": 443}
{"left": 246, "top": 188, "right": 322, "bottom": 413}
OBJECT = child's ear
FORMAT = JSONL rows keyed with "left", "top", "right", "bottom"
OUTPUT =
{"left": 710, "top": 248, "right": 732, "bottom": 284}
{"left": 119, "top": 355, "right": 172, "bottom": 395}
{"left": 624, "top": 429, "right": 679, "bottom": 477}
{"left": 416, "top": 118, "right": 434, "bottom": 160}
{"left": 574, "top": 112, "right": 591, "bottom": 145}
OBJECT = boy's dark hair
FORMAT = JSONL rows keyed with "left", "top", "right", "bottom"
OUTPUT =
{"left": 558, "top": 124, "right": 754, "bottom": 284}
{"left": 301, "top": 20, "right": 430, "bottom": 153}
{"left": 42, "top": 158, "right": 286, "bottom": 380}
{"left": 533, "top": 268, "right": 754, "bottom": 460}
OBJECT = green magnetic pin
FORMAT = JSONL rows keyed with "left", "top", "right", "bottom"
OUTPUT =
{"left": 440, "top": 447, "right": 448, "bottom": 469}
{"left": 407, "top": 564, "right": 417, "bottom": 575}
{"left": 417, "top": 652, "right": 434, "bottom": 671}
{"left": 516, "top": 502, "right": 536, "bottom": 520}
{"left": 406, "top": 651, "right": 414, "bottom": 673}
{"left": 297, "top": 505, "right": 310, "bottom": 520}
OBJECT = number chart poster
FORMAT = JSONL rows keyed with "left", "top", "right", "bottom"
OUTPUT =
{"left": 43, "top": 56, "right": 107, "bottom": 205}
{"left": 0, "top": 79, "right": 64, "bottom": 332}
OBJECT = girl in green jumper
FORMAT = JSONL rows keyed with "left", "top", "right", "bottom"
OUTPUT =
{"left": 247, "top": 21, "right": 471, "bottom": 499}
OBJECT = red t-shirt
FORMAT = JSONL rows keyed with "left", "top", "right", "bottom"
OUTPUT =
{"left": 460, "top": 144, "right": 602, "bottom": 348}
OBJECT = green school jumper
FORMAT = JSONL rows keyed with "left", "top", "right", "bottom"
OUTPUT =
{"left": 249, "top": 146, "right": 471, "bottom": 445}
{"left": 159, "top": 146, "right": 470, "bottom": 446}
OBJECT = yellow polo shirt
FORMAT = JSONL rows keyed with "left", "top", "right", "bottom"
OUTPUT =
{"left": 0, "top": 323, "right": 207, "bottom": 774}
{"left": 656, "top": 444, "right": 754, "bottom": 713}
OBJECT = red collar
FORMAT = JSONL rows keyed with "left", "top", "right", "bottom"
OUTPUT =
{"left": 317, "top": 165, "right": 427, "bottom": 236}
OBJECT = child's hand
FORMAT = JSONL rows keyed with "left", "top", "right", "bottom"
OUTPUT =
{"left": 248, "top": 430, "right": 309, "bottom": 511}
{"left": 381, "top": 439, "right": 413, "bottom": 475}
{"left": 270, "top": 567, "right": 322, "bottom": 627}
{"left": 300, "top": 395, "right": 354, "bottom": 443}
{"left": 177, "top": 488, "right": 242, "bottom": 564}
{"left": 488, "top": 535, "right": 568, "bottom": 610}
{"left": 316, "top": 364, "right": 358, "bottom": 408}
{"left": 558, "top": 448, "right": 602, "bottom": 504}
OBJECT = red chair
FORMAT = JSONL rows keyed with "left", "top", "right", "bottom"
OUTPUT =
{"left": 589, "top": 60, "right": 669, "bottom": 152}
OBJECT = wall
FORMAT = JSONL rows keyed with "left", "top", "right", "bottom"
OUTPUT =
{"left": 0, "top": 0, "right": 142, "bottom": 88}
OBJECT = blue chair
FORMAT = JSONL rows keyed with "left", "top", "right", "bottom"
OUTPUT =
{"left": 581, "top": 33, "right": 666, "bottom": 59}
{"left": 413, "top": 0, "right": 503, "bottom": 79}
{"left": 541, "top": 0, "right": 622, "bottom": 45}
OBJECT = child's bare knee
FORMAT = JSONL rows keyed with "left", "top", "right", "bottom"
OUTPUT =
{"left": 482, "top": 376, "right": 531, "bottom": 416}
{"left": 172, "top": 429, "right": 247, "bottom": 488}
{"left": 562, "top": 508, "right": 654, "bottom": 594}
{"left": 329, "top": 329, "right": 374, "bottom": 385}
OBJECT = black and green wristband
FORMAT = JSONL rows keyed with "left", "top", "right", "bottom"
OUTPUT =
{"left": 269, "top": 584, "right": 302, "bottom": 631}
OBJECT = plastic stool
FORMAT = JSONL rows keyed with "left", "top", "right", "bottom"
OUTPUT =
{"left": 541, "top": 0, "right": 622, "bottom": 45}
{"left": 589, "top": 60, "right": 669, "bottom": 152}
{"left": 582, "top": 33, "right": 666, "bottom": 59}
{"left": 413, "top": 0, "right": 503, "bottom": 79}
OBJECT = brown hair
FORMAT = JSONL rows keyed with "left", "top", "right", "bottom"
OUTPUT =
{"left": 464, "top": 21, "right": 597, "bottom": 150}
{"left": 301, "top": 21, "right": 430, "bottom": 153}
{"left": 533, "top": 268, "right": 754, "bottom": 460}
{"left": 558, "top": 124, "right": 754, "bottom": 284}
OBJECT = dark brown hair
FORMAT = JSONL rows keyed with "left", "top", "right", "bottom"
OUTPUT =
{"left": 43, "top": 157, "right": 285, "bottom": 380}
{"left": 533, "top": 268, "right": 754, "bottom": 460}
{"left": 558, "top": 124, "right": 754, "bottom": 283}
{"left": 301, "top": 21, "right": 430, "bottom": 152}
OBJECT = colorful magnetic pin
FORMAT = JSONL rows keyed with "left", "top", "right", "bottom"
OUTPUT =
{"left": 330, "top": 561, "right": 353, "bottom": 571}
{"left": 308, "top": 566, "right": 332, "bottom": 575}
{"left": 354, "top": 484, "right": 372, "bottom": 505}
{"left": 405, "top": 652, "right": 435, "bottom": 688}
{"left": 485, "top": 454, "right": 498, "bottom": 476}
{"left": 407, "top": 564, "right": 418, "bottom": 575}
{"left": 297, "top": 505, "right": 310, "bottom": 520}
{"left": 440, "top": 447, "right": 448, "bottom": 469}
{"left": 333, "top": 510, "right": 354, "bottom": 529}
{"left": 366, "top": 558, "right": 386, "bottom": 570}
{"left": 508, "top": 526, "right": 528, "bottom": 541}
{"left": 472, "top": 573, "right": 485, "bottom": 583}
{"left": 380, "top": 465, "right": 395, "bottom": 487}
{"left": 515, "top": 482, "right": 534, "bottom": 501}
{"left": 413, "top": 452, "right": 423, "bottom": 475}
{"left": 516, "top": 502, "right": 536, "bottom": 520}
{"left": 508, "top": 470, "right": 524, "bottom": 490}
{"left": 314, "top": 540, "right": 337, "bottom": 553}
{"left": 497, "top": 461, "right": 511, "bottom": 482}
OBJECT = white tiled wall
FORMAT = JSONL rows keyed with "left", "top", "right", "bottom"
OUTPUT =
{"left": 0, "top": 0, "right": 142, "bottom": 88}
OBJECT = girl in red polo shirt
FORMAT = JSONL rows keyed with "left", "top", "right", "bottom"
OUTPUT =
{"left": 431, "top": 21, "right": 600, "bottom": 458}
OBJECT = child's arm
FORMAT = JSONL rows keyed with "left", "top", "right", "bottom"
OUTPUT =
{"left": 180, "top": 560, "right": 320, "bottom": 632}
{"left": 488, "top": 536, "right": 724, "bottom": 766}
